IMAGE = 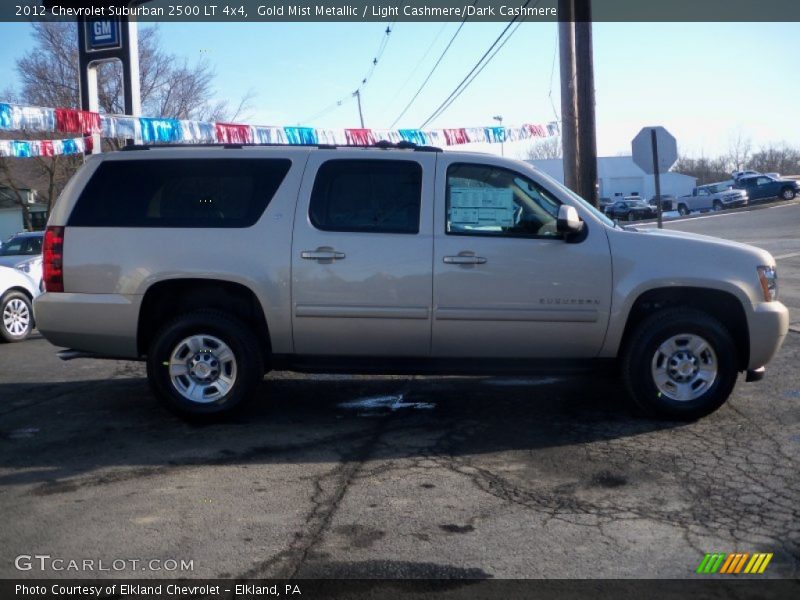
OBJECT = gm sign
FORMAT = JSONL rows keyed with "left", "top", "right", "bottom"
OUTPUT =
{"left": 85, "top": 19, "right": 122, "bottom": 52}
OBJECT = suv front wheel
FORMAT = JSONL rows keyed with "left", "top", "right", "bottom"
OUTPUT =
{"left": 146, "top": 310, "right": 263, "bottom": 417}
{"left": 622, "top": 308, "right": 738, "bottom": 420}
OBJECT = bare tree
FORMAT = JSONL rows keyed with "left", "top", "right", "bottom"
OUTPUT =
{"left": 523, "top": 136, "right": 563, "bottom": 160}
{"left": 1, "top": 22, "right": 256, "bottom": 221}
{"left": 673, "top": 154, "right": 730, "bottom": 185}
{"left": 16, "top": 22, "right": 254, "bottom": 119}
{"left": 727, "top": 129, "right": 752, "bottom": 173}
{"left": 747, "top": 144, "right": 800, "bottom": 176}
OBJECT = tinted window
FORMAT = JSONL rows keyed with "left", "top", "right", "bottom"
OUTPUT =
{"left": 69, "top": 159, "right": 291, "bottom": 228}
{"left": 446, "top": 163, "right": 561, "bottom": 238}
{"left": 309, "top": 160, "right": 422, "bottom": 234}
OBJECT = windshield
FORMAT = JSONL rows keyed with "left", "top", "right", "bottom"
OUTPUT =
{"left": 523, "top": 164, "right": 616, "bottom": 227}
{"left": 0, "top": 235, "right": 42, "bottom": 256}
{"left": 558, "top": 183, "right": 616, "bottom": 227}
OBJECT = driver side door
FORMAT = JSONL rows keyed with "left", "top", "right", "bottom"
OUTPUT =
{"left": 431, "top": 157, "right": 612, "bottom": 358}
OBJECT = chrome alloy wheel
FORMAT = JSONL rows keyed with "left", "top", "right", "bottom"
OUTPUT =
{"left": 651, "top": 333, "right": 718, "bottom": 402}
{"left": 168, "top": 334, "right": 237, "bottom": 403}
{"left": 3, "top": 298, "right": 30, "bottom": 337}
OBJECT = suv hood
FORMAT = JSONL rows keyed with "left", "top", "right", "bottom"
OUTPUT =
{"left": 634, "top": 227, "right": 774, "bottom": 264}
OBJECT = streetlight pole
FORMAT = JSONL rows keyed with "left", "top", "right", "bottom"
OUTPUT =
{"left": 493, "top": 115, "right": 504, "bottom": 156}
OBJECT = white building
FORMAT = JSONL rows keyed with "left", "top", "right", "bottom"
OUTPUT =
{"left": 527, "top": 156, "right": 697, "bottom": 200}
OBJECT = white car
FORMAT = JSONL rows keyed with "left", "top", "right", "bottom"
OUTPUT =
{"left": 0, "top": 265, "right": 41, "bottom": 342}
{"left": 732, "top": 170, "right": 760, "bottom": 181}
{"left": 14, "top": 256, "right": 43, "bottom": 291}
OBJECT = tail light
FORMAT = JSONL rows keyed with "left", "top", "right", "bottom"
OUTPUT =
{"left": 43, "top": 226, "right": 64, "bottom": 292}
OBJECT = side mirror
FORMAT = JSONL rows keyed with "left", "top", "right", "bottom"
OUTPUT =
{"left": 557, "top": 205, "right": 584, "bottom": 236}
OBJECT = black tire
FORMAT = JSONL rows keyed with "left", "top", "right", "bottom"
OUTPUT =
{"left": 627, "top": 212, "right": 635, "bottom": 222}
{"left": 713, "top": 200, "right": 723, "bottom": 211}
{"left": 622, "top": 308, "right": 738, "bottom": 420}
{"left": 0, "top": 290, "right": 34, "bottom": 343}
{"left": 780, "top": 187, "right": 795, "bottom": 201}
{"left": 678, "top": 204, "right": 689, "bottom": 216}
{"left": 146, "top": 310, "right": 263, "bottom": 418}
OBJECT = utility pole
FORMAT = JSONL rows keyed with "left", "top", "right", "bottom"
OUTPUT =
{"left": 493, "top": 115, "right": 504, "bottom": 156}
{"left": 574, "top": 0, "right": 598, "bottom": 207}
{"left": 354, "top": 89, "right": 365, "bottom": 128}
{"left": 558, "top": 0, "right": 579, "bottom": 194}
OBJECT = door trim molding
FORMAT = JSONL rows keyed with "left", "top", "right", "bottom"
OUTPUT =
{"left": 435, "top": 307, "right": 598, "bottom": 323}
{"left": 295, "top": 305, "right": 430, "bottom": 319}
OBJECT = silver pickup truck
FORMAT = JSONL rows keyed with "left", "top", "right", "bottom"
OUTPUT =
{"left": 675, "top": 182, "right": 748, "bottom": 215}
{"left": 34, "top": 144, "right": 788, "bottom": 420}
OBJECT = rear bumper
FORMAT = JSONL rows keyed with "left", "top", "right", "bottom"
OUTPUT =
{"left": 747, "top": 301, "right": 789, "bottom": 370}
{"left": 33, "top": 292, "right": 141, "bottom": 358}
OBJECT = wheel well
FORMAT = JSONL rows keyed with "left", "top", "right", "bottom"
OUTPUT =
{"left": 620, "top": 287, "right": 749, "bottom": 370}
{"left": 137, "top": 279, "right": 271, "bottom": 365}
{"left": 2, "top": 287, "right": 33, "bottom": 300}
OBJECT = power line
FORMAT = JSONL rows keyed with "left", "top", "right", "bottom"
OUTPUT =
{"left": 419, "top": 20, "right": 523, "bottom": 129}
{"left": 299, "top": 22, "right": 396, "bottom": 125}
{"left": 418, "top": 0, "right": 538, "bottom": 129}
{"left": 547, "top": 24, "right": 560, "bottom": 124}
{"left": 388, "top": 22, "right": 449, "bottom": 108}
{"left": 388, "top": 1, "right": 477, "bottom": 129}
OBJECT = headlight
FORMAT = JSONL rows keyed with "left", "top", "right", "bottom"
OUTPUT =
{"left": 757, "top": 266, "right": 778, "bottom": 301}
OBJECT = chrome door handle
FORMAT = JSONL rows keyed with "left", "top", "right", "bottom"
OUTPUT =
{"left": 301, "top": 248, "right": 346, "bottom": 261}
{"left": 443, "top": 254, "right": 487, "bottom": 265}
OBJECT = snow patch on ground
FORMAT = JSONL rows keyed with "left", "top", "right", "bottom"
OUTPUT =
{"left": 337, "top": 393, "right": 435, "bottom": 414}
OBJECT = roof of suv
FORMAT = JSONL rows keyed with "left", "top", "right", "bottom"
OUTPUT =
{"left": 119, "top": 141, "right": 444, "bottom": 153}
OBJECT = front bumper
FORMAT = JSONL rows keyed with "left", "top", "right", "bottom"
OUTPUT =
{"left": 747, "top": 301, "right": 790, "bottom": 370}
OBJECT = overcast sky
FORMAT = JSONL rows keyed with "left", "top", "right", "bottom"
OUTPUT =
{"left": 0, "top": 21, "right": 796, "bottom": 159}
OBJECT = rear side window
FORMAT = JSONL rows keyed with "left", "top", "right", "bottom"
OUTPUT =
{"left": 309, "top": 160, "right": 422, "bottom": 234}
{"left": 68, "top": 159, "right": 291, "bottom": 228}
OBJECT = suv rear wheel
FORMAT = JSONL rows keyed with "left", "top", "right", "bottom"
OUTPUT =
{"left": 146, "top": 310, "right": 263, "bottom": 417}
{"left": 1, "top": 290, "right": 33, "bottom": 342}
{"left": 622, "top": 308, "right": 738, "bottom": 420}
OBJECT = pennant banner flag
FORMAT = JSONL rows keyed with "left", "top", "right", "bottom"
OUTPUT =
{"left": 0, "top": 136, "right": 90, "bottom": 158}
{"left": 0, "top": 101, "right": 559, "bottom": 158}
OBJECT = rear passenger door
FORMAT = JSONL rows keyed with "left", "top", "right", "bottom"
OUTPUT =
{"left": 291, "top": 152, "right": 436, "bottom": 357}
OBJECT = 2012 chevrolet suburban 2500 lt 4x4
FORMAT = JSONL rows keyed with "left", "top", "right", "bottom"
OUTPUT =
{"left": 34, "top": 144, "right": 789, "bottom": 419}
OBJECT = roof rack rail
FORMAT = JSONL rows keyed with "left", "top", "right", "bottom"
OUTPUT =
{"left": 119, "top": 141, "right": 442, "bottom": 152}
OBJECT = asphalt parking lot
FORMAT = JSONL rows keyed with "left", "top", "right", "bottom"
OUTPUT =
{"left": 1, "top": 203, "right": 798, "bottom": 580}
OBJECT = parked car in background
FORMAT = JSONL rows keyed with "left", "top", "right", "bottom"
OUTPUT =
{"left": 732, "top": 170, "right": 760, "bottom": 181}
{"left": 605, "top": 199, "right": 657, "bottom": 221}
{"left": 0, "top": 231, "right": 44, "bottom": 268}
{"left": 735, "top": 174, "right": 800, "bottom": 202}
{"left": 648, "top": 194, "right": 677, "bottom": 211}
{"left": 0, "top": 265, "right": 40, "bottom": 342}
{"left": 675, "top": 184, "right": 748, "bottom": 215}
